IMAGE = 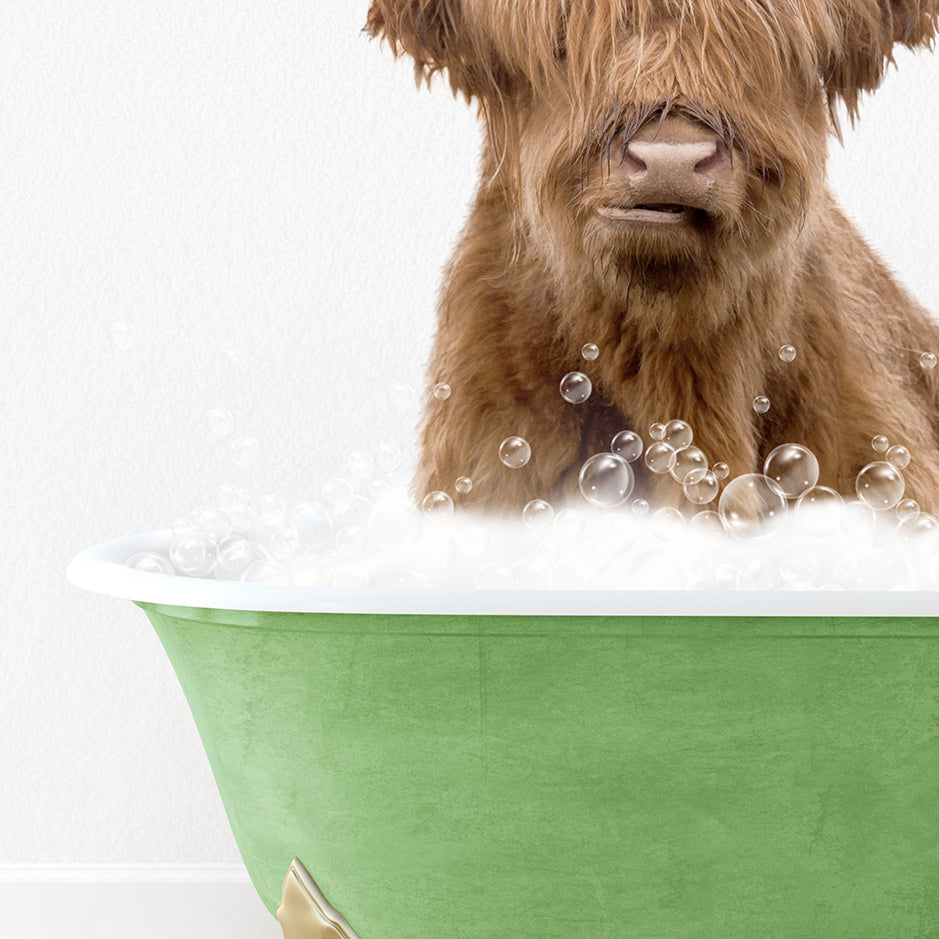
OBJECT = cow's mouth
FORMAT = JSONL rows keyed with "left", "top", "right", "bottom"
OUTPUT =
{"left": 597, "top": 203, "right": 691, "bottom": 224}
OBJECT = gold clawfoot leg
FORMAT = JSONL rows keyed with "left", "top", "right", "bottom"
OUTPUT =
{"left": 277, "top": 858, "right": 361, "bottom": 939}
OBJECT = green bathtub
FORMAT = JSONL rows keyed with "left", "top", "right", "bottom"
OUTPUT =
{"left": 69, "top": 532, "right": 939, "bottom": 937}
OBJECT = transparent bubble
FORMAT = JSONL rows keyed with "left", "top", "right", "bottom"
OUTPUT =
{"left": 752, "top": 395, "right": 771, "bottom": 414}
{"left": 649, "top": 422, "right": 666, "bottom": 440}
{"left": 687, "top": 510, "right": 725, "bottom": 540}
{"left": 335, "top": 525, "right": 366, "bottom": 558}
{"left": 871, "top": 435, "right": 889, "bottom": 453}
{"left": 780, "top": 548, "right": 818, "bottom": 585}
{"left": 169, "top": 533, "right": 216, "bottom": 575}
{"left": 455, "top": 476, "right": 473, "bottom": 494}
{"left": 289, "top": 502, "right": 332, "bottom": 549}
{"left": 421, "top": 490, "right": 455, "bottom": 520}
{"left": 579, "top": 452, "right": 634, "bottom": 507}
{"left": 376, "top": 443, "right": 403, "bottom": 473}
{"left": 216, "top": 536, "right": 254, "bottom": 572}
{"left": 555, "top": 508, "right": 585, "bottom": 539}
{"left": 475, "top": 562, "right": 513, "bottom": 590}
{"left": 322, "top": 477, "right": 356, "bottom": 514}
{"left": 855, "top": 461, "right": 905, "bottom": 510}
{"left": 712, "top": 462, "right": 730, "bottom": 480}
{"left": 683, "top": 468, "right": 719, "bottom": 504}
{"left": 663, "top": 419, "right": 693, "bottom": 451}
{"left": 126, "top": 551, "right": 173, "bottom": 575}
{"left": 896, "top": 512, "right": 939, "bottom": 546}
{"left": 651, "top": 507, "right": 686, "bottom": 541}
{"left": 739, "top": 557, "right": 783, "bottom": 590}
{"left": 632, "top": 499, "right": 650, "bottom": 516}
{"left": 582, "top": 342, "right": 600, "bottom": 361}
{"left": 292, "top": 551, "right": 326, "bottom": 586}
{"left": 921, "top": 352, "right": 937, "bottom": 370}
{"left": 231, "top": 435, "right": 260, "bottom": 467}
{"left": 896, "top": 498, "right": 920, "bottom": 522}
{"left": 499, "top": 436, "right": 531, "bottom": 469}
{"left": 670, "top": 446, "right": 707, "bottom": 484}
{"left": 389, "top": 382, "right": 418, "bottom": 414}
{"left": 192, "top": 505, "right": 233, "bottom": 539}
{"left": 433, "top": 382, "right": 452, "bottom": 400}
{"left": 511, "top": 557, "right": 553, "bottom": 589}
{"left": 258, "top": 493, "right": 287, "bottom": 527}
{"left": 207, "top": 408, "right": 235, "bottom": 437}
{"left": 343, "top": 450, "right": 376, "bottom": 482}
{"left": 886, "top": 445, "right": 911, "bottom": 469}
{"left": 560, "top": 371, "right": 592, "bottom": 404}
{"left": 795, "top": 486, "right": 844, "bottom": 535}
{"left": 644, "top": 441, "right": 677, "bottom": 474}
{"left": 522, "top": 499, "right": 555, "bottom": 531}
{"left": 841, "top": 499, "right": 876, "bottom": 535}
{"left": 763, "top": 444, "right": 820, "bottom": 499}
{"left": 369, "top": 496, "right": 423, "bottom": 552}
{"left": 270, "top": 526, "right": 304, "bottom": 561}
{"left": 611, "top": 430, "right": 643, "bottom": 462}
{"left": 718, "top": 474, "right": 788, "bottom": 541}
{"left": 778, "top": 344, "right": 797, "bottom": 363}
{"left": 241, "top": 559, "right": 289, "bottom": 584}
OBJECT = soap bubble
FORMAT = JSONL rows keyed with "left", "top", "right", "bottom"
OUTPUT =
{"left": 795, "top": 486, "right": 844, "bottom": 535}
{"left": 499, "top": 436, "right": 531, "bottom": 468}
{"left": 632, "top": 499, "right": 650, "bottom": 516}
{"left": 712, "top": 462, "right": 730, "bottom": 480}
{"left": 581, "top": 342, "right": 600, "bottom": 360}
{"left": 896, "top": 499, "right": 920, "bottom": 522}
{"left": 856, "top": 461, "right": 905, "bottom": 510}
{"left": 289, "top": 502, "right": 332, "bottom": 549}
{"left": 683, "top": 468, "right": 720, "bottom": 504}
{"left": 896, "top": 512, "right": 939, "bottom": 546}
{"left": 343, "top": 450, "right": 376, "bottom": 482}
{"left": 611, "top": 430, "right": 643, "bottom": 462}
{"left": 421, "top": 490, "right": 455, "bottom": 519}
{"left": 886, "top": 445, "right": 911, "bottom": 469}
{"left": 511, "top": 557, "right": 553, "bottom": 589}
{"left": 663, "top": 419, "right": 693, "bottom": 451}
{"left": 871, "top": 435, "right": 889, "bottom": 453}
{"left": 475, "top": 562, "right": 513, "bottom": 589}
{"left": 555, "top": 508, "right": 585, "bottom": 539}
{"left": 270, "top": 526, "right": 304, "bottom": 561}
{"left": 126, "top": 551, "right": 173, "bottom": 575}
{"left": 780, "top": 548, "right": 818, "bottom": 584}
{"left": 335, "top": 525, "right": 367, "bottom": 558}
{"left": 718, "top": 474, "right": 788, "bottom": 541}
{"left": 455, "top": 476, "right": 473, "bottom": 494}
{"left": 578, "top": 453, "right": 634, "bottom": 507}
{"left": 207, "top": 408, "right": 235, "bottom": 437}
{"left": 739, "top": 557, "right": 783, "bottom": 590}
{"left": 322, "top": 477, "right": 356, "bottom": 514}
{"left": 644, "top": 441, "right": 677, "bottom": 474}
{"left": 560, "top": 371, "right": 592, "bottom": 404}
{"left": 522, "top": 499, "right": 555, "bottom": 531}
{"left": 651, "top": 507, "right": 686, "bottom": 541}
{"left": 258, "top": 493, "right": 287, "bottom": 527}
{"left": 433, "top": 382, "right": 452, "bottom": 400}
{"left": 231, "top": 435, "right": 260, "bottom": 466}
{"left": 670, "top": 446, "right": 707, "bottom": 484}
{"left": 687, "top": 510, "right": 725, "bottom": 540}
{"left": 169, "top": 533, "right": 216, "bottom": 575}
{"left": 649, "top": 422, "right": 666, "bottom": 440}
{"left": 376, "top": 443, "right": 403, "bottom": 473}
{"left": 841, "top": 499, "right": 876, "bottom": 535}
{"left": 763, "top": 444, "right": 819, "bottom": 499}
{"left": 778, "top": 344, "right": 797, "bottom": 363}
{"left": 752, "top": 395, "right": 771, "bottom": 414}
{"left": 242, "top": 559, "right": 289, "bottom": 584}
{"left": 216, "top": 536, "right": 254, "bottom": 572}
{"left": 921, "top": 352, "right": 937, "bottom": 370}
{"left": 369, "top": 496, "right": 423, "bottom": 552}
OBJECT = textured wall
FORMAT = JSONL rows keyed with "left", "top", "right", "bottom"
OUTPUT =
{"left": 1, "top": 1, "right": 937, "bottom": 863}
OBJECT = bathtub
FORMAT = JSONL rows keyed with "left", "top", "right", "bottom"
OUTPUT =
{"left": 68, "top": 530, "right": 939, "bottom": 938}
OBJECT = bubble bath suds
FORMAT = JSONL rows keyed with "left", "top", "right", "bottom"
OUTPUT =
{"left": 127, "top": 415, "right": 939, "bottom": 591}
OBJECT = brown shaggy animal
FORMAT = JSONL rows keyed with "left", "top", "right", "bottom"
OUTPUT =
{"left": 366, "top": 0, "right": 939, "bottom": 517}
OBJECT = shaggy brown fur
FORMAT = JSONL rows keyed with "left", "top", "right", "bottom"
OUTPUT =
{"left": 367, "top": 0, "right": 939, "bottom": 516}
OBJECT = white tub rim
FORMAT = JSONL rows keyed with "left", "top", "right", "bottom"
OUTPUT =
{"left": 66, "top": 530, "right": 939, "bottom": 617}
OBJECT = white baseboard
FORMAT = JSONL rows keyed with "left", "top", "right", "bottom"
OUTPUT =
{"left": 0, "top": 865, "right": 282, "bottom": 939}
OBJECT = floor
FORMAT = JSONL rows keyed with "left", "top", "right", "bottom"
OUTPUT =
{"left": 0, "top": 879, "right": 282, "bottom": 939}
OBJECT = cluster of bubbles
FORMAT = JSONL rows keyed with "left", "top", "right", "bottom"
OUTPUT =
{"left": 124, "top": 338, "right": 939, "bottom": 591}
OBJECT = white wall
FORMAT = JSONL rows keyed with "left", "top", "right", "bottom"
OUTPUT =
{"left": 1, "top": 0, "right": 938, "bottom": 881}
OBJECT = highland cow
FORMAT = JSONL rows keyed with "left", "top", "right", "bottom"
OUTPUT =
{"left": 367, "top": 0, "right": 939, "bottom": 517}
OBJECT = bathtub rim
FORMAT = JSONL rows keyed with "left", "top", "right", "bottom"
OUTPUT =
{"left": 67, "top": 530, "right": 939, "bottom": 617}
